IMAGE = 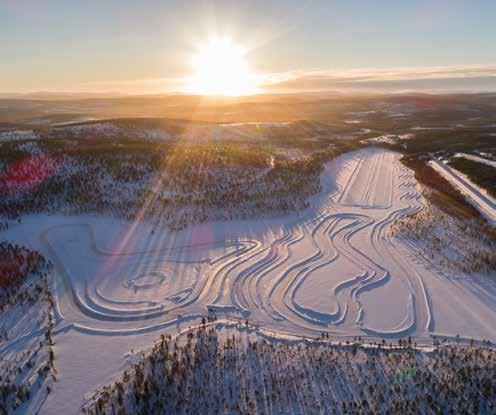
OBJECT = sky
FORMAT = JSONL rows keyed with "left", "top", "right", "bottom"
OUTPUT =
{"left": 1, "top": 0, "right": 496, "bottom": 94}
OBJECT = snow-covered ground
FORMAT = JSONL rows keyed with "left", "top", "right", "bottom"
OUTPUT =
{"left": 2, "top": 147, "right": 495, "bottom": 414}
{"left": 429, "top": 157, "right": 496, "bottom": 226}
{"left": 0, "top": 130, "right": 39, "bottom": 142}
{"left": 361, "top": 133, "right": 414, "bottom": 145}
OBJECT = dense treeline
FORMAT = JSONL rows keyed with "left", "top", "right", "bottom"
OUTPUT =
{"left": 0, "top": 138, "right": 357, "bottom": 230}
{"left": 85, "top": 326, "right": 496, "bottom": 415}
{"left": 448, "top": 157, "right": 496, "bottom": 198}
{"left": 400, "top": 155, "right": 485, "bottom": 220}
{"left": 0, "top": 245, "right": 55, "bottom": 414}
{"left": 0, "top": 242, "right": 49, "bottom": 293}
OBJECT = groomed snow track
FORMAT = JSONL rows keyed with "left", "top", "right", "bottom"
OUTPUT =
{"left": 38, "top": 148, "right": 495, "bottom": 344}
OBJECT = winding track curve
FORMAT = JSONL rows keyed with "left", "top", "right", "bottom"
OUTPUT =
{"left": 41, "top": 148, "right": 439, "bottom": 341}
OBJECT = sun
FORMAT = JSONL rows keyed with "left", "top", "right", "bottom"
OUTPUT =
{"left": 186, "top": 37, "right": 260, "bottom": 96}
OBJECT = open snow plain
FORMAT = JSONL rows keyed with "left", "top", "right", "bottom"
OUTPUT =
{"left": 3, "top": 147, "right": 495, "bottom": 413}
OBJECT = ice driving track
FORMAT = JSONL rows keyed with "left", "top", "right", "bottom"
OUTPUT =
{"left": 38, "top": 148, "right": 489, "bottom": 342}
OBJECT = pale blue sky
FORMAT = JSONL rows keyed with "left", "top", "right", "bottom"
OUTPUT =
{"left": 1, "top": 0, "right": 495, "bottom": 93}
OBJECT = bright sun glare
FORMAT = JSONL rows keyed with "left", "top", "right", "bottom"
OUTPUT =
{"left": 187, "top": 37, "right": 259, "bottom": 96}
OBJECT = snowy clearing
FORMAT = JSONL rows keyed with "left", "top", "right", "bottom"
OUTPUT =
{"left": 0, "top": 130, "right": 39, "bottom": 142}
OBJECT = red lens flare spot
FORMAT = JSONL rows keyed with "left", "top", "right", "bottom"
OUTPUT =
{"left": 0, "top": 154, "right": 57, "bottom": 194}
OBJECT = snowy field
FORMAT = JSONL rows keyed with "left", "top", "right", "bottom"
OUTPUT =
{"left": 2, "top": 147, "right": 495, "bottom": 414}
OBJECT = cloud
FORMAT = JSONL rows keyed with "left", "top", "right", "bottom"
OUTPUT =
{"left": 261, "top": 65, "right": 496, "bottom": 93}
{"left": 71, "top": 65, "right": 496, "bottom": 95}
{"left": 76, "top": 77, "right": 189, "bottom": 95}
